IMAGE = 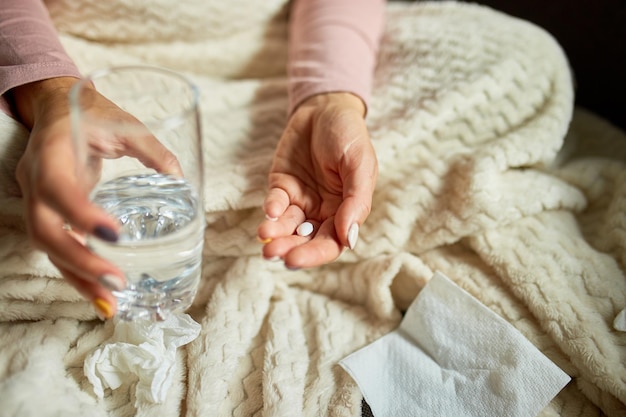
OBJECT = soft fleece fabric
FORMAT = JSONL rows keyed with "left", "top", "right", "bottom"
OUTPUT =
{"left": 0, "top": 1, "right": 625, "bottom": 416}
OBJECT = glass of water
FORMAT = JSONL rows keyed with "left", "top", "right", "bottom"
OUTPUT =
{"left": 69, "top": 65, "right": 204, "bottom": 321}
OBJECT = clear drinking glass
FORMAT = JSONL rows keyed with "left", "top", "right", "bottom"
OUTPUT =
{"left": 70, "top": 65, "right": 204, "bottom": 321}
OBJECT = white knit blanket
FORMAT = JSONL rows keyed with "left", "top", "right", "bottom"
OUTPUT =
{"left": 1, "top": 1, "right": 625, "bottom": 416}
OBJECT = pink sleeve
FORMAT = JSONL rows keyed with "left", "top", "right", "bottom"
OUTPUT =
{"left": 287, "top": 0, "right": 386, "bottom": 115}
{"left": 0, "top": 0, "right": 81, "bottom": 115}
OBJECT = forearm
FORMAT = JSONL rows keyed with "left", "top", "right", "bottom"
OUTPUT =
{"left": 0, "top": 0, "right": 81, "bottom": 118}
{"left": 287, "top": 0, "right": 386, "bottom": 115}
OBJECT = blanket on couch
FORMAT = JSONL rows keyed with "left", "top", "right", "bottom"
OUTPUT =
{"left": 0, "top": 1, "right": 625, "bottom": 416}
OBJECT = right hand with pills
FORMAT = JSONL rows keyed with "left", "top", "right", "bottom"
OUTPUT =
{"left": 257, "top": 92, "right": 378, "bottom": 269}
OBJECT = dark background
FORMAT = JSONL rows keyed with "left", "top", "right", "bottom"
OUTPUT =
{"left": 475, "top": 0, "right": 626, "bottom": 131}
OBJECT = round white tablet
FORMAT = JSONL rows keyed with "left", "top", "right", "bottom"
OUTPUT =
{"left": 296, "top": 221, "right": 314, "bottom": 237}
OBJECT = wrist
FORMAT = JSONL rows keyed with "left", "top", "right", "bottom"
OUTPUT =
{"left": 297, "top": 92, "right": 366, "bottom": 118}
{"left": 11, "top": 76, "right": 81, "bottom": 129}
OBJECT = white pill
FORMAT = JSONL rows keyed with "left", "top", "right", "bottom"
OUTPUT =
{"left": 296, "top": 221, "right": 314, "bottom": 237}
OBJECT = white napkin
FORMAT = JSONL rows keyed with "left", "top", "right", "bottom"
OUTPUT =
{"left": 340, "top": 272, "right": 571, "bottom": 417}
{"left": 84, "top": 313, "right": 201, "bottom": 405}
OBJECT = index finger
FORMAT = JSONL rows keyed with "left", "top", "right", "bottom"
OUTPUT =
{"left": 122, "top": 131, "right": 183, "bottom": 177}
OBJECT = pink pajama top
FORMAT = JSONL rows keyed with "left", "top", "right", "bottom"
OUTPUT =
{"left": 0, "top": 0, "right": 385, "bottom": 118}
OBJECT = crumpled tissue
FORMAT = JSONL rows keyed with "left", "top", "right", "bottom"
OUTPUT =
{"left": 340, "top": 272, "right": 571, "bottom": 417}
{"left": 84, "top": 313, "right": 201, "bottom": 405}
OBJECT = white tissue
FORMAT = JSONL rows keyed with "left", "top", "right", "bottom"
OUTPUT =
{"left": 84, "top": 313, "right": 201, "bottom": 405}
{"left": 340, "top": 272, "right": 571, "bottom": 417}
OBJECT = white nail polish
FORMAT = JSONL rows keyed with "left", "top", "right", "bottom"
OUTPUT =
{"left": 296, "top": 221, "right": 314, "bottom": 237}
{"left": 347, "top": 223, "right": 359, "bottom": 250}
{"left": 264, "top": 256, "right": 282, "bottom": 262}
{"left": 98, "top": 274, "right": 125, "bottom": 292}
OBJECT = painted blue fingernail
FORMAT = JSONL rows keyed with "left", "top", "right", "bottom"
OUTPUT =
{"left": 94, "top": 225, "right": 118, "bottom": 242}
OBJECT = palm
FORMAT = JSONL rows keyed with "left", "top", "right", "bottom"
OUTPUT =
{"left": 269, "top": 126, "right": 344, "bottom": 222}
{"left": 259, "top": 95, "right": 377, "bottom": 268}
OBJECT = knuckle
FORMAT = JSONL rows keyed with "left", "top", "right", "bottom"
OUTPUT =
{"left": 161, "top": 150, "right": 180, "bottom": 170}
{"left": 358, "top": 200, "right": 372, "bottom": 217}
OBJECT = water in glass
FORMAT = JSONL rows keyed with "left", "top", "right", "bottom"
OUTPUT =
{"left": 88, "top": 172, "right": 204, "bottom": 321}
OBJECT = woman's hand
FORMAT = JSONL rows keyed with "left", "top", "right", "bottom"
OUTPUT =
{"left": 13, "top": 77, "right": 180, "bottom": 318}
{"left": 257, "top": 92, "right": 378, "bottom": 269}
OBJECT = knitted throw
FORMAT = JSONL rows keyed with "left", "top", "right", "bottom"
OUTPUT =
{"left": 0, "top": 1, "right": 625, "bottom": 416}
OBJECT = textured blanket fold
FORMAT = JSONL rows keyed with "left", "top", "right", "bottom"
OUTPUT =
{"left": 1, "top": 1, "right": 625, "bottom": 416}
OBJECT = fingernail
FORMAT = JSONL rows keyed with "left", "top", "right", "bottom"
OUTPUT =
{"left": 265, "top": 214, "right": 278, "bottom": 222}
{"left": 93, "top": 298, "right": 114, "bottom": 320}
{"left": 94, "top": 225, "right": 118, "bottom": 242}
{"left": 285, "top": 264, "right": 301, "bottom": 271}
{"left": 264, "top": 255, "right": 281, "bottom": 262}
{"left": 257, "top": 236, "right": 272, "bottom": 244}
{"left": 347, "top": 223, "right": 359, "bottom": 250}
{"left": 98, "top": 274, "right": 125, "bottom": 292}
